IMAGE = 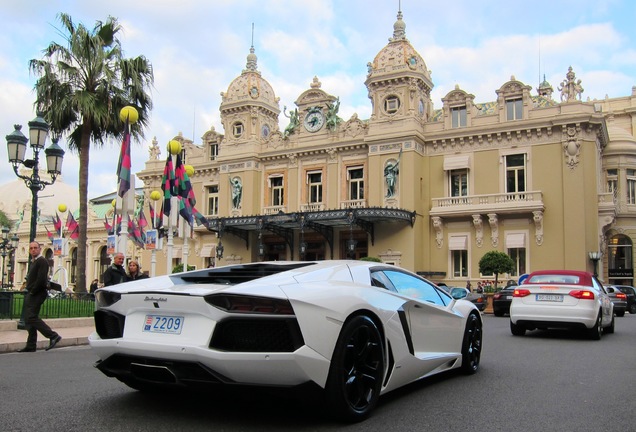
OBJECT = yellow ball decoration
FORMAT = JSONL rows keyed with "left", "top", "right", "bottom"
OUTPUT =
{"left": 150, "top": 190, "right": 162, "bottom": 201}
{"left": 57, "top": 203, "right": 67, "bottom": 213}
{"left": 167, "top": 140, "right": 182, "bottom": 155}
{"left": 185, "top": 165, "right": 195, "bottom": 177}
{"left": 119, "top": 106, "right": 139, "bottom": 124}
{"left": 111, "top": 199, "right": 117, "bottom": 207}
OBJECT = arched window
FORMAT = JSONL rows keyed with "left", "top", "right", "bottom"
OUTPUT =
{"left": 607, "top": 234, "right": 633, "bottom": 283}
{"left": 99, "top": 247, "right": 111, "bottom": 284}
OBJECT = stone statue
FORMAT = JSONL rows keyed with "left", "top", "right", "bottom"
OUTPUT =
{"left": 384, "top": 148, "right": 402, "bottom": 198}
{"left": 558, "top": 66, "right": 584, "bottom": 102}
{"left": 283, "top": 106, "right": 299, "bottom": 138}
{"left": 148, "top": 137, "right": 161, "bottom": 160}
{"left": 229, "top": 176, "right": 242, "bottom": 209}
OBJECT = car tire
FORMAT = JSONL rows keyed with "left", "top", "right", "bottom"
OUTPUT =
{"left": 615, "top": 310, "right": 625, "bottom": 317}
{"left": 493, "top": 310, "right": 504, "bottom": 317}
{"left": 325, "top": 315, "right": 385, "bottom": 423}
{"left": 587, "top": 311, "right": 602, "bottom": 340}
{"left": 510, "top": 321, "right": 525, "bottom": 336}
{"left": 460, "top": 313, "right": 482, "bottom": 374}
{"left": 629, "top": 304, "right": 636, "bottom": 314}
{"left": 605, "top": 314, "right": 615, "bottom": 334}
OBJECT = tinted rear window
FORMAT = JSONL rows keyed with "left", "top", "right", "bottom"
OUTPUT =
{"left": 527, "top": 275, "right": 580, "bottom": 284}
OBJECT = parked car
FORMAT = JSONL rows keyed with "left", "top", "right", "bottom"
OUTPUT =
{"left": 447, "top": 287, "right": 487, "bottom": 312}
{"left": 615, "top": 285, "right": 636, "bottom": 314}
{"left": 89, "top": 260, "right": 483, "bottom": 422}
{"left": 493, "top": 286, "right": 517, "bottom": 316}
{"left": 509, "top": 270, "right": 614, "bottom": 339}
{"left": 604, "top": 285, "right": 628, "bottom": 317}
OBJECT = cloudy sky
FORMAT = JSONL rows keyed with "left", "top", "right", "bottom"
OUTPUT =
{"left": 1, "top": 0, "right": 635, "bottom": 203}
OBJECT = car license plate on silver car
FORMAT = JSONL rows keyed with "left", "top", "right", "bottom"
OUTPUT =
{"left": 536, "top": 294, "right": 563, "bottom": 302}
{"left": 143, "top": 315, "right": 184, "bottom": 334}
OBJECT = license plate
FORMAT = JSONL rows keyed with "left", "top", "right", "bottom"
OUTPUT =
{"left": 505, "top": 295, "right": 512, "bottom": 300}
{"left": 536, "top": 294, "right": 563, "bottom": 302}
{"left": 143, "top": 315, "right": 184, "bottom": 334}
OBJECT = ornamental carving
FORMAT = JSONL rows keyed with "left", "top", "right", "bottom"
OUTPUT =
{"left": 472, "top": 214, "right": 483, "bottom": 247}
{"left": 488, "top": 213, "right": 499, "bottom": 247}
{"left": 562, "top": 124, "right": 581, "bottom": 169}
{"left": 432, "top": 217, "right": 443, "bottom": 248}
{"left": 533, "top": 211, "right": 544, "bottom": 245}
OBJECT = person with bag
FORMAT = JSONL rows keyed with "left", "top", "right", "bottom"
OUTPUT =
{"left": 102, "top": 252, "right": 129, "bottom": 286}
{"left": 17, "top": 242, "right": 62, "bottom": 352}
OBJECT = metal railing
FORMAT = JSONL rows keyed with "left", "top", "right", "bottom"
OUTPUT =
{"left": 0, "top": 291, "right": 95, "bottom": 320}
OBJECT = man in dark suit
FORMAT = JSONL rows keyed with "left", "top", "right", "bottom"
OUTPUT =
{"left": 17, "top": 242, "right": 62, "bottom": 352}
{"left": 102, "top": 252, "right": 128, "bottom": 286}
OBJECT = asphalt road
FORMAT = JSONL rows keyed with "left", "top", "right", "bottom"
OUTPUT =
{"left": 1, "top": 314, "right": 635, "bottom": 432}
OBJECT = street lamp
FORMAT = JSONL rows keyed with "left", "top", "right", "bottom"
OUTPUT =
{"left": 6, "top": 113, "right": 65, "bottom": 242}
{"left": 588, "top": 251, "right": 601, "bottom": 277}
{"left": 0, "top": 227, "right": 19, "bottom": 289}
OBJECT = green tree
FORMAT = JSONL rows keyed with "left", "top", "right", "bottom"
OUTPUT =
{"left": 478, "top": 250, "right": 514, "bottom": 290}
{"left": 0, "top": 210, "right": 12, "bottom": 230}
{"left": 29, "top": 13, "right": 153, "bottom": 292}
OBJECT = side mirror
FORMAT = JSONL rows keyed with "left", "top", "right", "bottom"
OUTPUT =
{"left": 451, "top": 289, "right": 468, "bottom": 300}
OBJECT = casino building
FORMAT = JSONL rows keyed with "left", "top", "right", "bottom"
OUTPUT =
{"left": 6, "top": 8, "right": 636, "bottom": 289}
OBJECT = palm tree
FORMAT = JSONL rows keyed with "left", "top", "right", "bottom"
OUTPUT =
{"left": 29, "top": 13, "right": 154, "bottom": 291}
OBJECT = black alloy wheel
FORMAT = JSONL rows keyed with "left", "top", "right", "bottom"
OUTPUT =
{"left": 510, "top": 320, "right": 526, "bottom": 336}
{"left": 460, "top": 313, "right": 482, "bottom": 374}
{"left": 325, "top": 315, "right": 385, "bottom": 423}
{"left": 587, "top": 311, "right": 603, "bottom": 340}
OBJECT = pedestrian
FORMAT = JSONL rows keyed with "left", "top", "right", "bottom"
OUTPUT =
{"left": 102, "top": 252, "right": 128, "bottom": 286}
{"left": 89, "top": 279, "right": 99, "bottom": 293}
{"left": 127, "top": 260, "right": 149, "bottom": 281}
{"left": 466, "top": 280, "right": 472, "bottom": 291}
{"left": 17, "top": 241, "right": 62, "bottom": 352}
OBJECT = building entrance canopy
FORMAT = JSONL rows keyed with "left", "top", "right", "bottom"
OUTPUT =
{"left": 206, "top": 207, "right": 416, "bottom": 258}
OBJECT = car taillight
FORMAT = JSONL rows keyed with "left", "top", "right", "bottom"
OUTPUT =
{"left": 476, "top": 297, "right": 484, "bottom": 303}
{"left": 205, "top": 294, "right": 295, "bottom": 315}
{"left": 615, "top": 293, "right": 627, "bottom": 299}
{"left": 513, "top": 288, "right": 531, "bottom": 297}
{"left": 569, "top": 290, "right": 595, "bottom": 300}
{"left": 493, "top": 293, "right": 501, "bottom": 299}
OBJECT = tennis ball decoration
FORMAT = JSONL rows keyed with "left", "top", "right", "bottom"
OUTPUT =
{"left": 57, "top": 203, "right": 67, "bottom": 213}
{"left": 119, "top": 106, "right": 139, "bottom": 124}
{"left": 167, "top": 140, "right": 182, "bottom": 155}
{"left": 185, "top": 165, "right": 195, "bottom": 177}
{"left": 150, "top": 190, "right": 162, "bottom": 201}
{"left": 111, "top": 199, "right": 117, "bottom": 207}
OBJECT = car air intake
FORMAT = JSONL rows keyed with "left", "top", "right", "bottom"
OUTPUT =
{"left": 210, "top": 318, "right": 304, "bottom": 352}
{"left": 94, "top": 310, "right": 125, "bottom": 339}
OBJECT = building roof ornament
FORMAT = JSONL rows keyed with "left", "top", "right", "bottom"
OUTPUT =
{"left": 558, "top": 66, "right": 584, "bottom": 102}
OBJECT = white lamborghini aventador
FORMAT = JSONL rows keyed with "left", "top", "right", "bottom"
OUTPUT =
{"left": 89, "top": 260, "right": 482, "bottom": 422}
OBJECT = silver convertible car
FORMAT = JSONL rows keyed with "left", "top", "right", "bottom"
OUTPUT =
{"left": 89, "top": 260, "right": 482, "bottom": 422}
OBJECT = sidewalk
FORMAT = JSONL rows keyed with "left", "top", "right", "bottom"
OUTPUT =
{"left": 0, "top": 317, "right": 94, "bottom": 353}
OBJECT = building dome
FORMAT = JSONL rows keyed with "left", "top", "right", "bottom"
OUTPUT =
{"left": 0, "top": 172, "right": 79, "bottom": 224}
{"left": 604, "top": 124, "right": 636, "bottom": 156}
{"left": 366, "top": 10, "right": 433, "bottom": 89}
{"left": 220, "top": 45, "right": 279, "bottom": 111}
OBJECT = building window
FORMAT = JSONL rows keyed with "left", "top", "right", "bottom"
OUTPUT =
{"left": 70, "top": 248, "right": 77, "bottom": 284}
{"left": 451, "top": 107, "right": 467, "bottom": 128}
{"left": 270, "top": 176, "right": 284, "bottom": 206}
{"left": 506, "top": 154, "right": 526, "bottom": 193}
{"left": 607, "top": 169, "right": 618, "bottom": 199}
{"left": 450, "top": 169, "right": 468, "bottom": 197}
{"left": 99, "top": 247, "right": 110, "bottom": 284}
{"left": 207, "top": 185, "right": 219, "bottom": 216}
{"left": 384, "top": 96, "right": 400, "bottom": 114}
{"left": 627, "top": 169, "right": 636, "bottom": 204}
{"left": 307, "top": 171, "right": 323, "bottom": 203}
{"left": 506, "top": 98, "right": 523, "bottom": 120}
{"left": 508, "top": 248, "right": 526, "bottom": 277}
{"left": 232, "top": 122, "right": 244, "bottom": 138}
{"left": 452, "top": 250, "right": 468, "bottom": 278}
{"left": 209, "top": 142, "right": 218, "bottom": 161}
{"left": 347, "top": 167, "right": 364, "bottom": 201}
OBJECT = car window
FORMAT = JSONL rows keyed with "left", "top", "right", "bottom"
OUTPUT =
{"left": 382, "top": 270, "right": 449, "bottom": 306}
{"left": 591, "top": 278, "right": 605, "bottom": 293}
{"left": 528, "top": 274, "right": 580, "bottom": 284}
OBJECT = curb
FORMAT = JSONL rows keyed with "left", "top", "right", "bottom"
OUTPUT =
{"left": 0, "top": 335, "right": 90, "bottom": 354}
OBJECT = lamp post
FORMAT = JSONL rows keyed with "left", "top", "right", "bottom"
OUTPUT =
{"left": 588, "top": 251, "right": 601, "bottom": 278}
{"left": 0, "top": 227, "right": 19, "bottom": 289}
{"left": 6, "top": 113, "right": 65, "bottom": 242}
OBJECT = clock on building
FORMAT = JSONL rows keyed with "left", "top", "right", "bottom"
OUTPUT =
{"left": 304, "top": 110, "right": 325, "bottom": 132}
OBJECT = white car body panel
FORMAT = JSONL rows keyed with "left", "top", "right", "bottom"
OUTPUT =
{"left": 89, "top": 260, "right": 480, "bottom": 397}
